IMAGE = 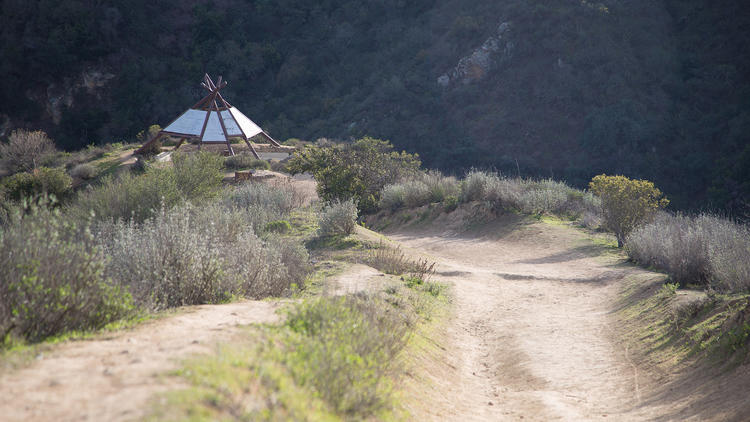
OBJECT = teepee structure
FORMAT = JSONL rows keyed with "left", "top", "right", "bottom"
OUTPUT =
{"left": 135, "top": 74, "right": 280, "bottom": 158}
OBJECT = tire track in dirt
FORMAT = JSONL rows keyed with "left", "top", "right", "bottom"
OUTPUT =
{"left": 392, "top": 220, "right": 653, "bottom": 421}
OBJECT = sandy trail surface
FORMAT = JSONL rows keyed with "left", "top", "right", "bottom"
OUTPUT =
{"left": 389, "top": 217, "right": 716, "bottom": 421}
{"left": 0, "top": 300, "right": 283, "bottom": 422}
{"left": 2, "top": 215, "right": 746, "bottom": 421}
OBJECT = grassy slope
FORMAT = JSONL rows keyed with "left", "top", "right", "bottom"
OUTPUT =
{"left": 3, "top": 0, "right": 748, "bottom": 212}
{"left": 146, "top": 208, "right": 449, "bottom": 421}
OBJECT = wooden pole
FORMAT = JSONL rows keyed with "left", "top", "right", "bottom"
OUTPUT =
{"left": 197, "top": 88, "right": 220, "bottom": 145}
{"left": 244, "top": 139, "right": 261, "bottom": 159}
{"left": 261, "top": 131, "right": 282, "bottom": 147}
{"left": 174, "top": 137, "right": 186, "bottom": 151}
{"left": 134, "top": 132, "right": 166, "bottom": 155}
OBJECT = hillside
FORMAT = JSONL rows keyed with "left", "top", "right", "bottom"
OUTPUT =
{"left": 1, "top": 0, "right": 748, "bottom": 212}
{"left": 1, "top": 140, "right": 749, "bottom": 420}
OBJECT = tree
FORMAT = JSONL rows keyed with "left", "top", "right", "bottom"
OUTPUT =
{"left": 0, "top": 130, "right": 57, "bottom": 173}
{"left": 589, "top": 174, "right": 669, "bottom": 247}
{"left": 287, "top": 137, "right": 421, "bottom": 213}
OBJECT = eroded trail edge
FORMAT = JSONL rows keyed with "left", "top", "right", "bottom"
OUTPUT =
{"left": 0, "top": 301, "right": 283, "bottom": 422}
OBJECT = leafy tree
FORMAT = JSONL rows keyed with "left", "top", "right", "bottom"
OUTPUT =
{"left": 287, "top": 137, "right": 420, "bottom": 213}
{"left": 589, "top": 174, "right": 669, "bottom": 247}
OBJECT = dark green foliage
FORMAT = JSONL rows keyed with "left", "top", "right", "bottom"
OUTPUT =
{"left": 138, "top": 139, "right": 162, "bottom": 157}
{"left": 0, "top": 203, "right": 134, "bottom": 342}
{"left": 2, "top": 0, "right": 748, "bottom": 215}
{"left": 1, "top": 167, "right": 73, "bottom": 201}
{"left": 287, "top": 138, "right": 420, "bottom": 213}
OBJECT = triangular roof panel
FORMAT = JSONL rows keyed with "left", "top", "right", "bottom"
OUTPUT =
{"left": 202, "top": 111, "right": 227, "bottom": 142}
{"left": 136, "top": 74, "right": 280, "bottom": 157}
{"left": 228, "top": 107, "right": 263, "bottom": 139}
{"left": 163, "top": 109, "right": 207, "bottom": 136}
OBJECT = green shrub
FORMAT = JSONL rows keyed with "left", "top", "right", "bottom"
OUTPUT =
{"left": 70, "top": 163, "right": 98, "bottom": 180}
{"left": 2, "top": 167, "right": 72, "bottom": 201}
{"left": 283, "top": 295, "right": 410, "bottom": 416}
{"left": 318, "top": 199, "right": 357, "bottom": 236}
{"left": 401, "top": 180, "right": 430, "bottom": 208}
{"left": 380, "top": 183, "right": 406, "bottom": 210}
{"left": 0, "top": 204, "right": 134, "bottom": 342}
{"left": 265, "top": 219, "right": 292, "bottom": 233}
{"left": 269, "top": 159, "right": 289, "bottom": 173}
{"left": 71, "top": 168, "right": 178, "bottom": 223}
{"left": 444, "top": 195, "right": 459, "bottom": 212}
{"left": 590, "top": 174, "right": 669, "bottom": 247}
{"left": 72, "top": 151, "right": 224, "bottom": 223}
{"left": 287, "top": 137, "right": 420, "bottom": 213}
{"left": 138, "top": 139, "right": 162, "bottom": 157}
{"left": 224, "top": 154, "right": 270, "bottom": 170}
{"left": 136, "top": 125, "right": 163, "bottom": 156}
{"left": 172, "top": 151, "right": 224, "bottom": 201}
{"left": 422, "top": 171, "right": 460, "bottom": 203}
{"left": 0, "top": 129, "right": 57, "bottom": 173}
{"left": 99, "top": 206, "right": 233, "bottom": 309}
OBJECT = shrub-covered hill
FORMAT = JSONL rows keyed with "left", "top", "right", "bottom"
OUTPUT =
{"left": 1, "top": 0, "right": 748, "bottom": 213}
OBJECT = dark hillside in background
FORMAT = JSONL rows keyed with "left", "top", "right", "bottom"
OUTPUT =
{"left": 1, "top": 0, "right": 748, "bottom": 214}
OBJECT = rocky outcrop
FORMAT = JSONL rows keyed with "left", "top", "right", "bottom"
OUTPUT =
{"left": 25, "top": 69, "right": 115, "bottom": 125}
{"left": 438, "top": 22, "right": 513, "bottom": 87}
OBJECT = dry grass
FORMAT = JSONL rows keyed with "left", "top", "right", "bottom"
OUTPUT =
{"left": 318, "top": 199, "right": 358, "bottom": 236}
{"left": 381, "top": 170, "right": 601, "bottom": 227}
{"left": 98, "top": 203, "right": 310, "bottom": 310}
{"left": 366, "top": 241, "right": 436, "bottom": 282}
{"left": 627, "top": 212, "right": 750, "bottom": 292}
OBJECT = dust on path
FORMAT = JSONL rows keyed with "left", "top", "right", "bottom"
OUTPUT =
{"left": 0, "top": 300, "right": 283, "bottom": 422}
{"left": 0, "top": 260, "right": 382, "bottom": 422}
{"left": 390, "top": 218, "right": 704, "bottom": 421}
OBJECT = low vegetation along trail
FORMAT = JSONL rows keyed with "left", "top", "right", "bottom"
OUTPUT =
{"left": 393, "top": 216, "right": 688, "bottom": 421}
{"left": 0, "top": 213, "right": 731, "bottom": 421}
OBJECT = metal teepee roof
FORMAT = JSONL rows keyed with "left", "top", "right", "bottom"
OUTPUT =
{"left": 135, "top": 74, "right": 279, "bottom": 158}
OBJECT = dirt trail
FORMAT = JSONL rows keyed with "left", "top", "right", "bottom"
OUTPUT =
{"left": 0, "top": 300, "right": 283, "bottom": 422}
{"left": 1, "top": 214, "right": 744, "bottom": 421}
{"left": 391, "top": 218, "right": 694, "bottom": 421}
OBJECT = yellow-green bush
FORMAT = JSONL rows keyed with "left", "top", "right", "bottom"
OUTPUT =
{"left": 282, "top": 295, "right": 411, "bottom": 417}
{"left": 71, "top": 151, "right": 224, "bottom": 223}
{"left": 589, "top": 174, "right": 669, "bottom": 247}
{"left": 1, "top": 167, "right": 72, "bottom": 201}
